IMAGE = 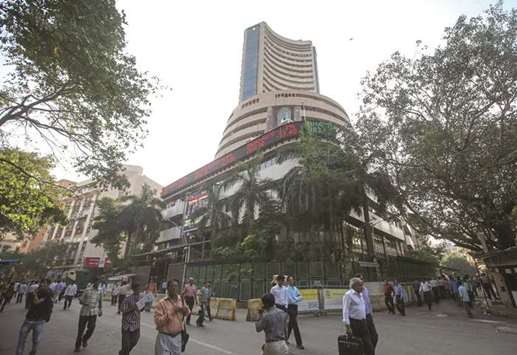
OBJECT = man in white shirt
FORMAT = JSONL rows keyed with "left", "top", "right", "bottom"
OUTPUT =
{"left": 342, "top": 277, "right": 375, "bottom": 355}
{"left": 270, "top": 275, "right": 288, "bottom": 312}
{"left": 64, "top": 282, "right": 78, "bottom": 310}
{"left": 419, "top": 280, "right": 433, "bottom": 311}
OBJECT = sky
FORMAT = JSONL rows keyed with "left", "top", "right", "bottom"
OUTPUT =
{"left": 51, "top": 0, "right": 515, "bottom": 187}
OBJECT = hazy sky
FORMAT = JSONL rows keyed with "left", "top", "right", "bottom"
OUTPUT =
{"left": 53, "top": 0, "right": 515, "bottom": 187}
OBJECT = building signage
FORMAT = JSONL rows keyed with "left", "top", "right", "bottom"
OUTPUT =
{"left": 162, "top": 122, "right": 303, "bottom": 198}
{"left": 84, "top": 256, "right": 110, "bottom": 269}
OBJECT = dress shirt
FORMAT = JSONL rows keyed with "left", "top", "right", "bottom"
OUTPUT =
{"left": 394, "top": 284, "right": 405, "bottom": 298}
{"left": 420, "top": 282, "right": 432, "bottom": 293}
{"left": 270, "top": 285, "right": 288, "bottom": 307}
{"left": 64, "top": 284, "right": 77, "bottom": 297}
{"left": 121, "top": 293, "right": 141, "bottom": 332}
{"left": 255, "top": 307, "right": 288, "bottom": 342}
{"left": 342, "top": 289, "right": 366, "bottom": 325}
{"left": 362, "top": 286, "right": 372, "bottom": 314}
{"left": 458, "top": 285, "right": 470, "bottom": 302}
{"left": 183, "top": 284, "right": 197, "bottom": 298}
{"left": 287, "top": 285, "right": 302, "bottom": 305}
{"left": 154, "top": 295, "right": 190, "bottom": 335}
{"left": 199, "top": 287, "right": 210, "bottom": 304}
{"left": 79, "top": 287, "right": 101, "bottom": 316}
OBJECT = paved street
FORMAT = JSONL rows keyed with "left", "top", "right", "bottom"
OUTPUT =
{"left": 1, "top": 299, "right": 516, "bottom": 355}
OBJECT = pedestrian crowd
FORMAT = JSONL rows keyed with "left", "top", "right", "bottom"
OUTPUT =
{"left": 0, "top": 271, "right": 500, "bottom": 355}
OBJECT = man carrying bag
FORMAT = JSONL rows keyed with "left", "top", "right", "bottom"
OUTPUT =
{"left": 154, "top": 280, "right": 190, "bottom": 355}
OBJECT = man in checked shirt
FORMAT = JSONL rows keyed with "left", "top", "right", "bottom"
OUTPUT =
{"left": 119, "top": 282, "right": 142, "bottom": 355}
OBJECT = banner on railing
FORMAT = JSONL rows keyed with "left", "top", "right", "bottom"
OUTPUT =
{"left": 298, "top": 289, "right": 320, "bottom": 313}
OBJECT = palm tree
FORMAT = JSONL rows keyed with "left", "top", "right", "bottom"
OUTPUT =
{"left": 91, "top": 197, "right": 123, "bottom": 264}
{"left": 227, "top": 161, "right": 274, "bottom": 234}
{"left": 189, "top": 182, "right": 232, "bottom": 234}
{"left": 117, "top": 184, "right": 165, "bottom": 258}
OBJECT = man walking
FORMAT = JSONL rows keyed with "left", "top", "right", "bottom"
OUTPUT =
{"left": 256, "top": 293, "right": 289, "bottom": 355}
{"left": 16, "top": 281, "right": 27, "bottom": 304}
{"left": 15, "top": 279, "right": 53, "bottom": 355}
{"left": 458, "top": 281, "right": 473, "bottom": 318}
{"left": 112, "top": 283, "right": 120, "bottom": 306}
{"left": 63, "top": 281, "right": 77, "bottom": 310}
{"left": 383, "top": 281, "right": 395, "bottom": 314}
{"left": 196, "top": 281, "right": 211, "bottom": 327}
{"left": 413, "top": 279, "right": 422, "bottom": 306}
{"left": 154, "top": 280, "right": 190, "bottom": 355}
{"left": 55, "top": 280, "right": 66, "bottom": 303}
{"left": 343, "top": 277, "right": 375, "bottom": 355}
{"left": 286, "top": 276, "right": 304, "bottom": 349}
{"left": 74, "top": 278, "right": 102, "bottom": 352}
{"left": 393, "top": 280, "right": 406, "bottom": 316}
{"left": 119, "top": 282, "right": 142, "bottom": 355}
{"left": 271, "top": 275, "right": 288, "bottom": 312}
{"left": 356, "top": 274, "right": 378, "bottom": 350}
{"left": 118, "top": 281, "right": 130, "bottom": 315}
{"left": 420, "top": 280, "right": 433, "bottom": 311}
{"left": 182, "top": 278, "right": 197, "bottom": 325}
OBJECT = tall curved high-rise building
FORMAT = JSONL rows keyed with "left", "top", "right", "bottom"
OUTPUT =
{"left": 240, "top": 22, "right": 319, "bottom": 101}
{"left": 216, "top": 22, "right": 350, "bottom": 158}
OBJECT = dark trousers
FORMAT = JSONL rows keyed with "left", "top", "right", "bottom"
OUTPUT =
{"left": 0, "top": 295, "right": 10, "bottom": 311}
{"left": 350, "top": 318, "right": 374, "bottom": 355}
{"left": 207, "top": 300, "right": 212, "bottom": 321}
{"left": 423, "top": 291, "right": 432, "bottom": 310}
{"left": 483, "top": 285, "right": 496, "bottom": 300}
{"left": 118, "top": 295, "right": 126, "bottom": 314}
{"left": 16, "top": 293, "right": 23, "bottom": 304}
{"left": 196, "top": 304, "right": 206, "bottom": 326}
{"left": 119, "top": 328, "right": 140, "bottom": 355}
{"left": 395, "top": 296, "right": 406, "bottom": 316}
{"left": 463, "top": 302, "right": 473, "bottom": 318}
{"left": 366, "top": 313, "right": 378, "bottom": 349}
{"left": 111, "top": 295, "right": 118, "bottom": 306}
{"left": 384, "top": 295, "right": 395, "bottom": 313}
{"left": 64, "top": 296, "right": 73, "bottom": 310}
{"left": 415, "top": 291, "right": 422, "bottom": 306}
{"left": 432, "top": 287, "right": 440, "bottom": 303}
{"left": 185, "top": 296, "right": 195, "bottom": 324}
{"left": 75, "top": 315, "right": 97, "bottom": 349}
{"left": 287, "top": 304, "right": 303, "bottom": 346}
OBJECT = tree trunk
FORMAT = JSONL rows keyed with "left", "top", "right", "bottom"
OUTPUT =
{"left": 124, "top": 231, "right": 132, "bottom": 259}
{"left": 362, "top": 190, "right": 375, "bottom": 260}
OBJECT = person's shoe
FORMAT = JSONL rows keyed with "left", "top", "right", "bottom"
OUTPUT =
{"left": 297, "top": 345, "right": 305, "bottom": 350}
{"left": 29, "top": 350, "right": 36, "bottom": 355}
{"left": 74, "top": 347, "right": 80, "bottom": 353}
{"left": 82, "top": 338, "right": 88, "bottom": 348}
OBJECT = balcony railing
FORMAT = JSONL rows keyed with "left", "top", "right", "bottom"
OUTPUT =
{"left": 162, "top": 201, "right": 185, "bottom": 220}
{"left": 156, "top": 226, "right": 181, "bottom": 244}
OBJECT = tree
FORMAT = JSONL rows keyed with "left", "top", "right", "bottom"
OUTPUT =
{"left": 117, "top": 185, "right": 165, "bottom": 258}
{"left": 227, "top": 161, "right": 274, "bottom": 234}
{"left": 0, "top": 148, "right": 66, "bottom": 235}
{"left": 10, "top": 241, "right": 67, "bottom": 277}
{"left": 0, "top": 0, "right": 160, "bottom": 188}
{"left": 189, "top": 182, "right": 232, "bottom": 238}
{"left": 441, "top": 251, "right": 477, "bottom": 276}
{"left": 358, "top": 3, "right": 517, "bottom": 251}
{"left": 91, "top": 197, "right": 123, "bottom": 267}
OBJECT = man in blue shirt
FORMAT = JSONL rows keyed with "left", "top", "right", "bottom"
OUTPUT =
{"left": 286, "top": 276, "right": 304, "bottom": 350}
{"left": 458, "top": 280, "right": 473, "bottom": 318}
{"left": 355, "top": 274, "right": 378, "bottom": 350}
{"left": 393, "top": 280, "right": 406, "bottom": 316}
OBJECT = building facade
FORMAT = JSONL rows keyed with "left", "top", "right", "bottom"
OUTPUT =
{"left": 41, "top": 165, "right": 161, "bottom": 272}
{"left": 149, "top": 23, "right": 414, "bottom": 289}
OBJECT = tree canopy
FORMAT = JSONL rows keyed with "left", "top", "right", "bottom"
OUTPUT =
{"left": 0, "top": 148, "right": 66, "bottom": 234}
{"left": 0, "top": 0, "right": 160, "bottom": 188}
{"left": 357, "top": 3, "right": 517, "bottom": 252}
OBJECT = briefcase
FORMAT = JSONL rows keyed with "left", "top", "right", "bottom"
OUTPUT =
{"left": 338, "top": 334, "right": 363, "bottom": 355}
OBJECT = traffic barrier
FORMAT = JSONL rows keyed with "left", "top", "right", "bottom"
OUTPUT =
{"left": 246, "top": 298, "right": 263, "bottom": 321}
{"left": 322, "top": 288, "right": 347, "bottom": 311}
{"left": 215, "top": 297, "right": 237, "bottom": 321}
{"left": 209, "top": 297, "right": 219, "bottom": 315}
{"left": 298, "top": 288, "right": 320, "bottom": 314}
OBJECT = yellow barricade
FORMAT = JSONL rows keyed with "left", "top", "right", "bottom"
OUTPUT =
{"left": 246, "top": 298, "right": 263, "bottom": 322}
{"left": 215, "top": 297, "right": 237, "bottom": 321}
